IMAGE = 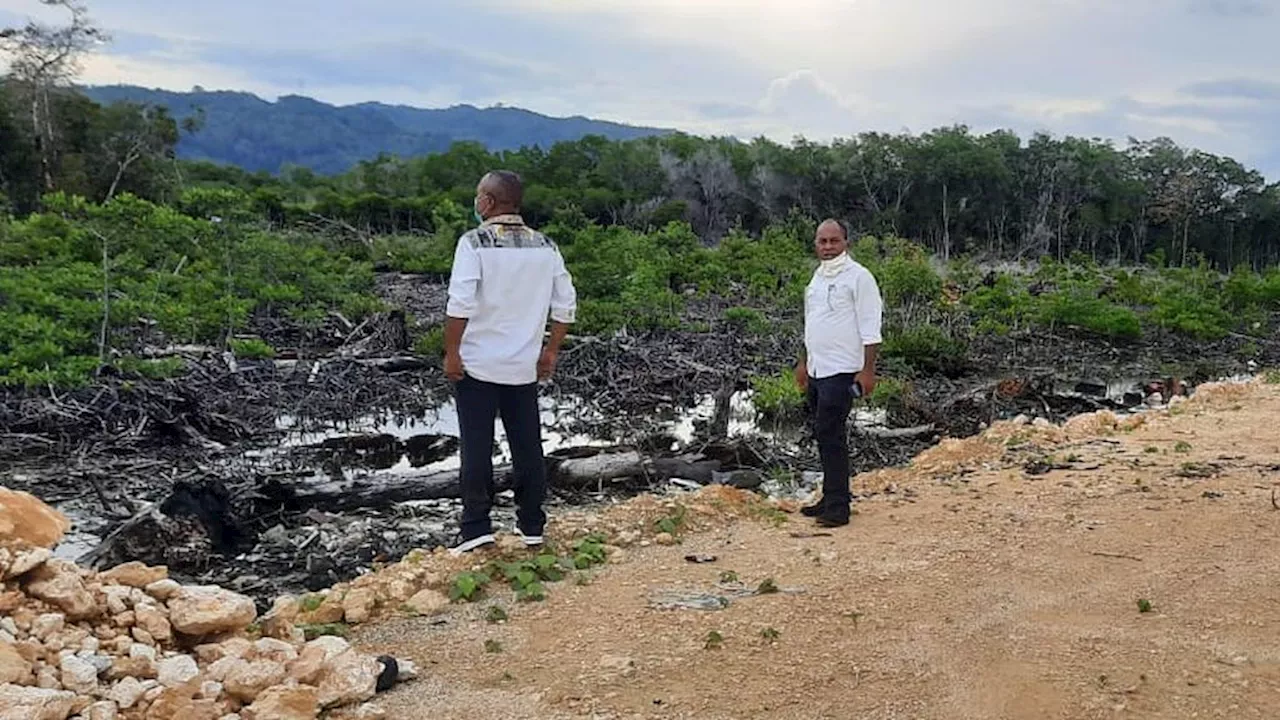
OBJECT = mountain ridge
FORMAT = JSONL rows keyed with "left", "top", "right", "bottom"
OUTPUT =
{"left": 80, "top": 84, "right": 672, "bottom": 175}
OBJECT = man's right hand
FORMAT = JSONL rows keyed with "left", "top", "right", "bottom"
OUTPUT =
{"left": 794, "top": 362, "right": 808, "bottom": 392}
{"left": 444, "top": 350, "right": 464, "bottom": 382}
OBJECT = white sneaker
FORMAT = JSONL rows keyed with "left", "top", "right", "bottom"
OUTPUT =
{"left": 448, "top": 534, "right": 496, "bottom": 556}
{"left": 515, "top": 529, "right": 544, "bottom": 547}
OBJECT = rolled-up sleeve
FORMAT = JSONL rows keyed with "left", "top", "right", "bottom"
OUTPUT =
{"left": 446, "top": 235, "right": 481, "bottom": 319}
{"left": 549, "top": 249, "right": 577, "bottom": 324}
{"left": 854, "top": 269, "right": 883, "bottom": 344}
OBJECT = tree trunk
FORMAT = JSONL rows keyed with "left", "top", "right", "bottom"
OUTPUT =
{"left": 40, "top": 87, "right": 56, "bottom": 191}
{"left": 97, "top": 232, "right": 109, "bottom": 364}
{"left": 29, "top": 92, "right": 51, "bottom": 196}
{"left": 106, "top": 158, "right": 132, "bottom": 201}
{"left": 941, "top": 182, "right": 951, "bottom": 261}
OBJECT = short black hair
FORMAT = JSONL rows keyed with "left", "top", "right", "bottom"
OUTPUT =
{"left": 484, "top": 170, "right": 524, "bottom": 210}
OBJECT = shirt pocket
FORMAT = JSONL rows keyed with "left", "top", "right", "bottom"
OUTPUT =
{"left": 828, "top": 282, "right": 855, "bottom": 312}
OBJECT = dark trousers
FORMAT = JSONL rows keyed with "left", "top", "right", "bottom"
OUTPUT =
{"left": 455, "top": 375, "right": 547, "bottom": 541}
{"left": 806, "top": 373, "right": 855, "bottom": 518}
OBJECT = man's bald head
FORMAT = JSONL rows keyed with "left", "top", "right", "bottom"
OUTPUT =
{"left": 476, "top": 171, "right": 524, "bottom": 218}
{"left": 814, "top": 219, "right": 849, "bottom": 260}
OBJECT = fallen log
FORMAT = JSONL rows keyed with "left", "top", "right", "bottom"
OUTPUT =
{"left": 263, "top": 468, "right": 476, "bottom": 512}
{"left": 649, "top": 457, "right": 721, "bottom": 484}
{"left": 858, "top": 424, "right": 937, "bottom": 440}
{"left": 555, "top": 450, "right": 644, "bottom": 484}
{"left": 353, "top": 356, "right": 430, "bottom": 373}
{"left": 264, "top": 448, "right": 652, "bottom": 512}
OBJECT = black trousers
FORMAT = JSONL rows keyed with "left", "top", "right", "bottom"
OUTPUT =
{"left": 455, "top": 375, "right": 547, "bottom": 541}
{"left": 805, "top": 373, "right": 855, "bottom": 519}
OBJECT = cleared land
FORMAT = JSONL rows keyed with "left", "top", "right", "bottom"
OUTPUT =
{"left": 354, "top": 378, "right": 1280, "bottom": 720}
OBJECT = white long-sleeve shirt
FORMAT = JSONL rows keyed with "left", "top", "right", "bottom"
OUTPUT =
{"left": 446, "top": 215, "right": 577, "bottom": 386}
{"left": 803, "top": 258, "right": 883, "bottom": 379}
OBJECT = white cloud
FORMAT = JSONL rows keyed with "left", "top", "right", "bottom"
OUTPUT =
{"left": 4, "top": 0, "right": 1279, "bottom": 177}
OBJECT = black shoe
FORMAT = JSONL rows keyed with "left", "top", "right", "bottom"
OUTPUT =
{"left": 815, "top": 514, "right": 849, "bottom": 528}
{"left": 800, "top": 502, "right": 826, "bottom": 518}
{"left": 514, "top": 528, "right": 544, "bottom": 548}
{"left": 448, "top": 533, "right": 496, "bottom": 556}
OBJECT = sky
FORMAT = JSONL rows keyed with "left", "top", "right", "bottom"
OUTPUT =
{"left": 2, "top": 0, "right": 1278, "bottom": 179}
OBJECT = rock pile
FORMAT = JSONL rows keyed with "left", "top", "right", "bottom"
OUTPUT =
{"left": 0, "top": 489, "right": 409, "bottom": 720}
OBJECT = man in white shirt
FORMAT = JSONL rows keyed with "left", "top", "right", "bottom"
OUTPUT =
{"left": 793, "top": 219, "right": 883, "bottom": 527}
{"left": 443, "top": 170, "right": 577, "bottom": 554}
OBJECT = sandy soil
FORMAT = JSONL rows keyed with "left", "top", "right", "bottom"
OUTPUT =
{"left": 354, "top": 379, "right": 1280, "bottom": 720}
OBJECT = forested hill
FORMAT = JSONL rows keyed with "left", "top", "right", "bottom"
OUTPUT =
{"left": 80, "top": 85, "right": 671, "bottom": 175}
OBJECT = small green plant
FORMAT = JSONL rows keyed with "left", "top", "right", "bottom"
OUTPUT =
{"left": 866, "top": 376, "right": 908, "bottom": 410}
{"left": 1265, "top": 369, "right": 1280, "bottom": 384}
{"left": 1144, "top": 446, "right": 1158, "bottom": 454}
{"left": 414, "top": 325, "right": 445, "bottom": 359}
{"left": 574, "top": 572, "right": 592, "bottom": 586}
{"left": 449, "top": 571, "right": 492, "bottom": 603}
{"left": 750, "top": 369, "right": 805, "bottom": 419}
{"left": 748, "top": 500, "right": 788, "bottom": 527}
{"left": 760, "top": 627, "right": 781, "bottom": 641}
{"left": 228, "top": 337, "right": 277, "bottom": 359}
{"left": 704, "top": 630, "right": 724, "bottom": 650}
{"left": 719, "top": 570, "right": 740, "bottom": 584}
{"left": 756, "top": 578, "right": 780, "bottom": 595}
{"left": 654, "top": 504, "right": 688, "bottom": 537}
{"left": 485, "top": 639, "right": 503, "bottom": 653}
{"left": 1137, "top": 599, "right": 1153, "bottom": 614}
{"left": 571, "top": 534, "right": 609, "bottom": 570}
{"left": 1177, "top": 462, "right": 1215, "bottom": 478}
{"left": 299, "top": 622, "right": 348, "bottom": 640}
{"left": 299, "top": 594, "right": 325, "bottom": 613}
{"left": 481, "top": 551, "right": 566, "bottom": 604}
{"left": 114, "top": 357, "right": 186, "bottom": 380}
{"left": 724, "top": 306, "right": 770, "bottom": 335}
{"left": 517, "top": 582, "right": 547, "bottom": 602}
{"left": 486, "top": 606, "right": 509, "bottom": 624}
{"left": 1174, "top": 441, "right": 1192, "bottom": 453}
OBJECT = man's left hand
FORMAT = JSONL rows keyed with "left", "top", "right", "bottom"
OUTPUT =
{"left": 855, "top": 370, "right": 876, "bottom": 397}
{"left": 537, "top": 348, "right": 559, "bottom": 381}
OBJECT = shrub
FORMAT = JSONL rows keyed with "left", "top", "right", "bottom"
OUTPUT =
{"left": 114, "top": 357, "right": 185, "bottom": 380}
{"left": 0, "top": 196, "right": 380, "bottom": 386}
{"left": 414, "top": 326, "right": 445, "bottom": 358}
{"left": 882, "top": 325, "right": 967, "bottom": 375}
{"left": 964, "top": 273, "right": 1034, "bottom": 334}
{"left": 750, "top": 369, "right": 805, "bottom": 419}
{"left": 851, "top": 236, "right": 943, "bottom": 306}
{"left": 866, "top": 376, "right": 907, "bottom": 410}
{"left": 1147, "top": 286, "right": 1231, "bottom": 340}
{"left": 228, "top": 338, "right": 277, "bottom": 359}
{"left": 370, "top": 234, "right": 455, "bottom": 274}
{"left": 724, "top": 307, "right": 770, "bottom": 335}
{"left": 1035, "top": 290, "right": 1141, "bottom": 339}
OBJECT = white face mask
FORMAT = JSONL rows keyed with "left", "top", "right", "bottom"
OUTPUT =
{"left": 817, "top": 252, "right": 852, "bottom": 278}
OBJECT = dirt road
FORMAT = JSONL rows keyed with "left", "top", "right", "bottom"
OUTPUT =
{"left": 354, "top": 378, "right": 1280, "bottom": 720}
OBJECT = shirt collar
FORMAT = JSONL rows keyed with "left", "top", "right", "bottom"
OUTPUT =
{"left": 481, "top": 214, "right": 526, "bottom": 227}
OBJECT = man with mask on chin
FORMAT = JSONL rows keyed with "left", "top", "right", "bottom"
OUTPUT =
{"left": 443, "top": 170, "right": 577, "bottom": 555}
{"left": 794, "top": 219, "right": 883, "bottom": 527}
